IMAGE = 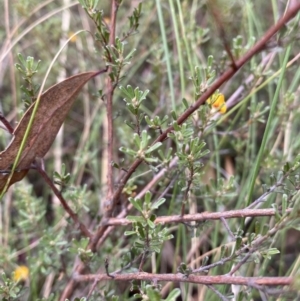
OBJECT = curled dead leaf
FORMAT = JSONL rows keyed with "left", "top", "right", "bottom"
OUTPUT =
{"left": 0, "top": 70, "right": 105, "bottom": 193}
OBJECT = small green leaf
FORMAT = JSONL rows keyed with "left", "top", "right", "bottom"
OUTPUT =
{"left": 119, "top": 85, "right": 134, "bottom": 99}
{"left": 145, "top": 142, "right": 162, "bottom": 154}
{"left": 144, "top": 191, "right": 152, "bottom": 204}
{"left": 173, "top": 121, "right": 180, "bottom": 131}
{"left": 151, "top": 198, "right": 166, "bottom": 210}
{"left": 234, "top": 236, "right": 243, "bottom": 252}
{"left": 144, "top": 157, "right": 158, "bottom": 163}
{"left": 283, "top": 161, "right": 290, "bottom": 173}
{"left": 126, "top": 216, "right": 145, "bottom": 223}
{"left": 133, "top": 133, "right": 141, "bottom": 148}
{"left": 255, "top": 221, "right": 261, "bottom": 235}
{"left": 163, "top": 288, "right": 181, "bottom": 301}
{"left": 147, "top": 219, "right": 155, "bottom": 229}
{"left": 129, "top": 197, "right": 143, "bottom": 212}
{"left": 124, "top": 48, "right": 136, "bottom": 61}
{"left": 124, "top": 231, "right": 136, "bottom": 236}
{"left": 119, "top": 147, "right": 137, "bottom": 156}
{"left": 17, "top": 53, "right": 27, "bottom": 66}
{"left": 282, "top": 194, "right": 287, "bottom": 215}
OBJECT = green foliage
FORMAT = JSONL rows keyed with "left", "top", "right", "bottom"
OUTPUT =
{"left": 126, "top": 3, "right": 142, "bottom": 37}
{"left": 53, "top": 163, "right": 71, "bottom": 190}
{"left": 120, "top": 85, "right": 149, "bottom": 133}
{"left": 15, "top": 53, "right": 41, "bottom": 109}
{"left": 120, "top": 85, "right": 149, "bottom": 116}
{"left": 0, "top": 272, "right": 21, "bottom": 301}
{"left": 1, "top": 1, "right": 300, "bottom": 300}
{"left": 126, "top": 191, "right": 173, "bottom": 254}
{"left": 145, "top": 115, "right": 168, "bottom": 132}
{"left": 105, "top": 38, "right": 136, "bottom": 83}
{"left": 69, "top": 237, "right": 93, "bottom": 264}
{"left": 133, "top": 281, "right": 180, "bottom": 301}
{"left": 190, "top": 55, "right": 216, "bottom": 97}
{"left": 36, "top": 293, "right": 56, "bottom": 301}
{"left": 120, "top": 130, "right": 162, "bottom": 163}
{"left": 177, "top": 262, "right": 193, "bottom": 277}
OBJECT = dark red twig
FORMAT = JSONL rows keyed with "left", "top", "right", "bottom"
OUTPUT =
{"left": 35, "top": 165, "right": 92, "bottom": 238}
{"left": 0, "top": 112, "right": 14, "bottom": 134}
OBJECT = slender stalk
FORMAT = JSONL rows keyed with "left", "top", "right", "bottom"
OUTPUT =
{"left": 245, "top": 46, "right": 291, "bottom": 209}
{"left": 0, "top": 113, "right": 14, "bottom": 134}
{"left": 74, "top": 272, "right": 293, "bottom": 287}
{"left": 35, "top": 166, "right": 92, "bottom": 238}
{"left": 100, "top": 208, "right": 292, "bottom": 226}
{"left": 104, "top": 0, "right": 119, "bottom": 214}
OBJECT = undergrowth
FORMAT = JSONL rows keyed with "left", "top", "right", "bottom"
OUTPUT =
{"left": 0, "top": 0, "right": 300, "bottom": 300}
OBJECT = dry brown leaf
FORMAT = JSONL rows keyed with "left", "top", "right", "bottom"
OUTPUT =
{"left": 0, "top": 70, "right": 104, "bottom": 193}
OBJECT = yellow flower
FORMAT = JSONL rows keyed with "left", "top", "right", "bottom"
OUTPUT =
{"left": 104, "top": 17, "right": 111, "bottom": 25}
{"left": 13, "top": 265, "right": 29, "bottom": 282}
{"left": 207, "top": 93, "right": 227, "bottom": 114}
{"left": 68, "top": 32, "right": 77, "bottom": 43}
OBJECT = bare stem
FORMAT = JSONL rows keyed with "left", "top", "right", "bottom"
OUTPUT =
{"left": 102, "top": 208, "right": 292, "bottom": 226}
{"left": 181, "top": 166, "right": 193, "bottom": 216}
{"left": 74, "top": 272, "right": 294, "bottom": 287}
{"left": 0, "top": 112, "right": 14, "bottom": 134}
{"left": 206, "top": 285, "right": 230, "bottom": 301}
{"left": 35, "top": 166, "right": 92, "bottom": 238}
{"left": 104, "top": 0, "right": 120, "bottom": 214}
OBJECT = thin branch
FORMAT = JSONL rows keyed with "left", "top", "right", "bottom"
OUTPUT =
{"left": 206, "top": 284, "right": 230, "bottom": 301}
{"left": 102, "top": 208, "right": 292, "bottom": 226}
{"left": 181, "top": 166, "right": 193, "bottom": 216}
{"left": 92, "top": 158, "right": 179, "bottom": 251}
{"left": 104, "top": 257, "right": 114, "bottom": 278}
{"left": 73, "top": 272, "right": 294, "bottom": 287}
{"left": 229, "top": 251, "right": 255, "bottom": 276}
{"left": 35, "top": 166, "right": 92, "bottom": 238}
{"left": 193, "top": 210, "right": 290, "bottom": 275}
{"left": 138, "top": 252, "right": 147, "bottom": 272}
{"left": 4, "top": 0, "right": 18, "bottom": 119}
{"left": 86, "top": 276, "right": 100, "bottom": 299}
{"left": 59, "top": 263, "right": 84, "bottom": 301}
{"left": 246, "top": 177, "right": 284, "bottom": 209}
{"left": 104, "top": 0, "right": 120, "bottom": 215}
{"left": 0, "top": 112, "right": 14, "bottom": 134}
{"left": 220, "top": 217, "right": 236, "bottom": 240}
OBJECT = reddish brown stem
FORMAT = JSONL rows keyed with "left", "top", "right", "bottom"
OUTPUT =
{"left": 35, "top": 166, "right": 92, "bottom": 238}
{"left": 74, "top": 272, "right": 294, "bottom": 287}
{"left": 104, "top": 0, "right": 119, "bottom": 214}
{"left": 101, "top": 208, "right": 292, "bottom": 226}
{"left": 0, "top": 112, "right": 14, "bottom": 134}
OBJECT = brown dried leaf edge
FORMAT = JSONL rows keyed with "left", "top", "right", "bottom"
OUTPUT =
{"left": 0, "top": 70, "right": 104, "bottom": 193}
